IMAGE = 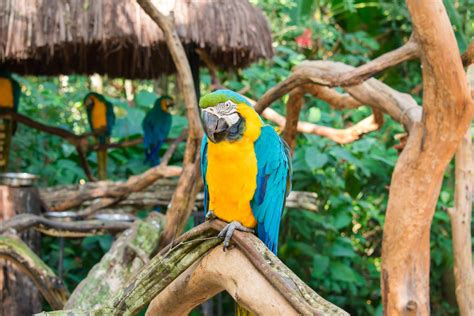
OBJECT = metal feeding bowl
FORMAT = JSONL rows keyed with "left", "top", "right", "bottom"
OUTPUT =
{"left": 44, "top": 211, "right": 82, "bottom": 221}
{"left": 0, "top": 172, "right": 38, "bottom": 187}
{"left": 93, "top": 213, "right": 136, "bottom": 222}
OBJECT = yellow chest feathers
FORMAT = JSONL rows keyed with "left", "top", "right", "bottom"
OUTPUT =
{"left": 90, "top": 96, "right": 107, "bottom": 130}
{"left": 206, "top": 104, "right": 262, "bottom": 228}
{"left": 0, "top": 78, "right": 14, "bottom": 108}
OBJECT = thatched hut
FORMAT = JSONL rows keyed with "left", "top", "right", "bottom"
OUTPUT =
{"left": 0, "top": 0, "right": 273, "bottom": 79}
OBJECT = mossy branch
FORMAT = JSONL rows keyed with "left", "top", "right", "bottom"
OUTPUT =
{"left": 0, "top": 235, "right": 69, "bottom": 309}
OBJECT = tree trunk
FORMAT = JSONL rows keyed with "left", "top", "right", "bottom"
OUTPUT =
{"left": 381, "top": 1, "right": 473, "bottom": 314}
{"left": 0, "top": 185, "right": 43, "bottom": 315}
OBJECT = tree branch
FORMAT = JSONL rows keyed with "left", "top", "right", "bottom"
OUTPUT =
{"left": 137, "top": 0, "right": 203, "bottom": 250}
{"left": 337, "top": 34, "right": 419, "bottom": 86}
{"left": 255, "top": 61, "right": 421, "bottom": 132}
{"left": 0, "top": 235, "right": 69, "bottom": 309}
{"left": 0, "top": 214, "right": 131, "bottom": 237}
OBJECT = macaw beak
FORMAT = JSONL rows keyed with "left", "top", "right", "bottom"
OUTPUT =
{"left": 202, "top": 110, "right": 229, "bottom": 143}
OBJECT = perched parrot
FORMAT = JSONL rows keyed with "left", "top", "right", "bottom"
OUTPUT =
{"left": 200, "top": 90, "right": 292, "bottom": 254}
{"left": 0, "top": 71, "right": 21, "bottom": 171}
{"left": 142, "top": 96, "right": 173, "bottom": 166}
{"left": 83, "top": 92, "right": 115, "bottom": 180}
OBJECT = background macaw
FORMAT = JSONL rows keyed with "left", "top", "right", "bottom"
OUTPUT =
{"left": 200, "top": 90, "right": 292, "bottom": 254}
{"left": 83, "top": 92, "right": 115, "bottom": 180}
{"left": 142, "top": 96, "right": 173, "bottom": 166}
{"left": 0, "top": 71, "right": 21, "bottom": 171}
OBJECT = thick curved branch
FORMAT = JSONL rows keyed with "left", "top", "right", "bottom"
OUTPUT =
{"left": 0, "top": 214, "right": 131, "bottom": 237}
{"left": 0, "top": 235, "right": 69, "bottom": 309}
{"left": 256, "top": 61, "right": 421, "bottom": 132}
{"left": 137, "top": 0, "right": 203, "bottom": 250}
{"left": 38, "top": 220, "right": 347, "bottom": 315}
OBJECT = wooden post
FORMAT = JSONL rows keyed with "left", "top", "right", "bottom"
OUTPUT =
{"left": 0, "top": 185, "right": 44, "bottom": 315}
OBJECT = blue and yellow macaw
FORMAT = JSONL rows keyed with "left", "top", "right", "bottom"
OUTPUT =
{"left": 200, "top": 90, "right": 292, "bottom": 254}
{"left": 142, "top": 96, "right": 173, "bottom": 166}
{"left": 83, "top": 92, "right": 115, "bottom": 180}
{"left": 0, "top": 71, "right": 21, "bottom": 171}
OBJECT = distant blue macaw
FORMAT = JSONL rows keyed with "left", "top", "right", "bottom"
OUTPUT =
{"left": 83, "top": 92, "right": 116, "bottom": 180}
{"left": 200, "top": 90, "right": 292, "bottom": 254}
{"left": 142, "top": 96, "right": 173, "bottom": 166}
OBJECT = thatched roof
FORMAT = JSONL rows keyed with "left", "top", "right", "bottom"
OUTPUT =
{"left": 0, "top": 0, "right": 273, "bottom": 79}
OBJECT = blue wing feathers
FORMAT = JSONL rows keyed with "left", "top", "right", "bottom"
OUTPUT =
{"left": 142, "top": 105, "right": 172, "bottom": 166}
{"left": 251, "top": 125, "right": 291, "bottom": 254}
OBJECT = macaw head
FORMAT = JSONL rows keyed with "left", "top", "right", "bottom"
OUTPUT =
{"left": 84, "top": 94, "right": 95, "bottom": 109}
{"left": 156, "top": 96, "right": 174, "bottom": 113}
{"left": 199, "top": 89, "right": 250, "bottom": 143}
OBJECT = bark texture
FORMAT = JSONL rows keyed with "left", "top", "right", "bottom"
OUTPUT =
{"left": 446, "top": 64, "right": 474, "bottom": 316}
{"left": 0, "top": 186, "right": 44, "bottom": 315}
{"left": 0, "top": 235, "right": 69, "bottom": 310}
{"left": 381, "top": 1, "right": 473, "bottom": 314}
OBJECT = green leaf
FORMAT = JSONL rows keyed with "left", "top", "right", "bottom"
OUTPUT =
{"left": 308, "top": 107, "right": 321, "bottom": 122}
{"left": 333, "top": 213, "right": 352, "bottom": 229}
{"left": 312, "top": 254, "right": 330, "bottom": 277}
{"left": 305, "top": 148, "right": 329, "bottom": 169}
{"left": 330, "top": 262, "right": 356, "bottom": 282}
{"left": 330, "top": 237, "right": 356, "bottom": 257}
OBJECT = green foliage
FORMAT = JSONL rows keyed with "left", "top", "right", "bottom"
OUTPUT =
{"left": 6, "top": 0, "right": 472, "bottom": 314}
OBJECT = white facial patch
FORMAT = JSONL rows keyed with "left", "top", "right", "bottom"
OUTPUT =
{"left": 203, "top": 100, "right": 240, "bottom": 126}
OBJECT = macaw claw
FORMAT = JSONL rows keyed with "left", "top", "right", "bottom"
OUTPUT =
{"left": 205, "top": 211, "right": 216, "bottom": 220}
{"left": 218, "top": 221, "right": 254, "bottom": 251}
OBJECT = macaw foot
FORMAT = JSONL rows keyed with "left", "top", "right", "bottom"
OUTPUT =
{"left": 218, "top": 221, "right": 254, "bottom": 251}
{"left": 205, "top": 211, "right": 216, "bottom": 221}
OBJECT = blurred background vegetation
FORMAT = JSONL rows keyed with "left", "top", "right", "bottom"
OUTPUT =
{"left": 7, "top": 0, "right": 473, "bottom": 315}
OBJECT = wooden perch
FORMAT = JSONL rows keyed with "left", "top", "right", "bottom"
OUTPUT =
{"left": 44, "top": 165, "right": 181, "bottom": 212}
{"left": 0, "top": 214, "right": 131, "bottom": 237}
{"left": 0, "top": 235, "right": 69, "bottom": 309}
{"left": 41, "top": 178, "right": 320, "bottom": 213}
{"left": 38, "top": 220, "right": 347, "bottom": 316}
{"left": 64, "top": 213, "right": 164, "bottom": 310}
